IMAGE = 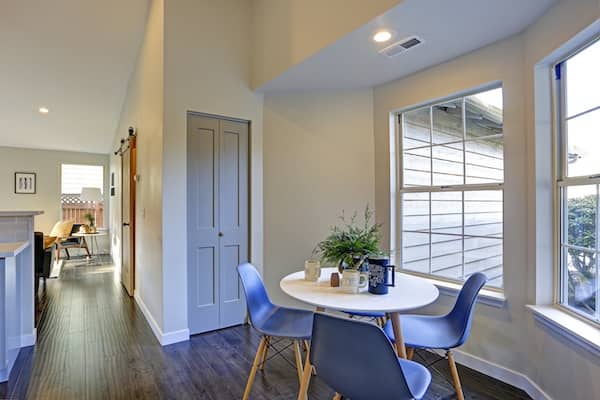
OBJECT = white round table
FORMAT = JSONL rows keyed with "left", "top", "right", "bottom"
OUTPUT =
{"left": 72, "top": 231, "right": 107, "bottom": 263}
{"left": 280, "top": 267, "right": 439, "bottom": 358}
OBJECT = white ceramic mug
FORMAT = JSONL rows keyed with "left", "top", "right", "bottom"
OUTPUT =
{"left": 304, "top": 260, "right": 321, "bottom": 282}
{"left": 340, "top": 270, "right": 368, "bottom": 294}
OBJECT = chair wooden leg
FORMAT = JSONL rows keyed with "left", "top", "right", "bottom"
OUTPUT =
{"left": 293, "top": 340, "right": 304, "bottom": 384}
{"left": 260, "top": 336, "right": 270, "bottom": 370}
{"left": 297, "top": 346, "right": 312, "bottom": 400}
{"left": 390, "top": 312, "right": 407, "bottom": 358}
{"left": 407, "top": 347, "right": 414, "bottom": 360}
{"left": 243, "top": 336, "right": 268, "bottom": 400}
{"left": 447, "top": 350, "right": 464, "bottom": 400}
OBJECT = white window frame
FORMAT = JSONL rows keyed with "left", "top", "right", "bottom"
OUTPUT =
{"left": 391, "top": 84, "right": 505, "bottom": 290}
{"left": 554, "top": 37, "right": 600, "bottom": 325}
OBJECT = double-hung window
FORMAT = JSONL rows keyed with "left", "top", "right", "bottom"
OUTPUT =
{"left": 61, "top": 164, "right": 105, "bottom": 228}
{"left": 393, "top": 86, "right": 504, "bottom": 288}
{"left": 555, "top": 38, "right": 600, "bottom": 323}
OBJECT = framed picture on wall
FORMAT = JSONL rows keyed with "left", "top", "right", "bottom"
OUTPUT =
{"left": 14, "top": 172, "right": 36, "bottom": 194}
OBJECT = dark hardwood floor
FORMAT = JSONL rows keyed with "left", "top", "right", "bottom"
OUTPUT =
{"left": 0, "top": 258, "right": 530, "bottom": 400}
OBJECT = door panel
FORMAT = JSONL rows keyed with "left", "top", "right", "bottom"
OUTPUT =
{"left": 193, "top": 247, "right": 216, "bottom": 307}
{"left": 187, "top": 115, "right": 221, "bottom": 334}
{"left": 193, "top": 128, "right": 216, "bottom": 229}
{"left": 218, "top": 119, "right": 248, "bottom": 328}
{"left": 121, "top": 149, "right": 132, "bottom": 296}
{"left": 187, "top": 114, "right": 248, "bottom": 334}
{"left": 221, "top": 244, "right": 240, "bottom": 303}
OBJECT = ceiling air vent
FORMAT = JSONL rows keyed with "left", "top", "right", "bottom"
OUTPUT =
{"left": 379, "top": 36, "right": 423, "bottom": 58}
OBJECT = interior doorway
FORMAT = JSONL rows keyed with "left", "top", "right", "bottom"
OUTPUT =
{"left": 187, "top": 112, "right": 249, "bottom": 334}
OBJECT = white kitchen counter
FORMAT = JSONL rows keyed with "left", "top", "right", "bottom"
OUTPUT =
{"left": 0, "top": 242, "right": 29, "bottom": 258}
{"left": 0, "top": 211, "right": 42, "bottom": 382}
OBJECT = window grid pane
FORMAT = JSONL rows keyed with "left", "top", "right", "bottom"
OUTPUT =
{"left": 557, "top": 38, "right": 600, "bottom": 323}
{"left": 399, "top": 87, "right": 504, "bottom": 288}
{"left": 60, "top": 164, "right": 105, "bottom": 228}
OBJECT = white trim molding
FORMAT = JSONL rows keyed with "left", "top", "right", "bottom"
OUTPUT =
{"left": 418, "top": 275, "right": 507, "bottom": 308}
{"left": 527, "top": 305, "right": 600, "bottom": 357}
{"left": 134, "top": 292, "right": 190, "bottom": 346}
{"left": 21, "top": 328, "right": 36, "bottom": 347}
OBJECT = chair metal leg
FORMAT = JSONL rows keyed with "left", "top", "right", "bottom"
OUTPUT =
{"left": 447, "top": 350, "right": 464, "bottom": 400}
{"left": 64, "top": 248, "right": 70, "bottom": 260}
{"left": 260, "top": 336, "right": 271, "bottom": 370}
{"left": 293, "top": 340, "right": 304, "bottom": 383}
{"left": 82, "top": 238, "right": 91, "bottom": 257}
{"left": 243, "top": 336, "right": 268, "bottom": 400}
{"left": 297, "top": 346, "right": 312, "bottom": 400}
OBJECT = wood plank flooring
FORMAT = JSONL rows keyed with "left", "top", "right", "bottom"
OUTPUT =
{"left": 0, "top": 259, "right": 531, "bottom": 400}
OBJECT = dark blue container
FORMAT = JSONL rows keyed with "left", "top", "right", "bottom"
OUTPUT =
{"left": 367, "top": 257, "right": 395, "bottom": 295}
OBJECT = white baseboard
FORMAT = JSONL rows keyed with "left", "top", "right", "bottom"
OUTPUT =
{"left": 21, "top": 328, "right": 36, "bottom": 347}
{"left": 161, "top": 328, "right": 191, "bottom": 346}
{"left": 434, "top": 348, "right": 553, "bottom": 400}
{"left": 134, "top": 292, "right": 189, "bottom": 346}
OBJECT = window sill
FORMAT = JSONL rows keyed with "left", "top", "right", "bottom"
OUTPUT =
{"left": 526, "top": 305, "right": 600, "bottom": 357}
{"left": 417, "top": 276, "right": 507, "bottom": 308}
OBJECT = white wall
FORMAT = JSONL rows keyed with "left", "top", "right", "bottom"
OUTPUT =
{"left": 250, "top": 0, "right": 399, "bottom": 89}
{"left": 373, "top": 1, "right": 600, "bottom": 399}
{"left": 161, "top": 0, "right": 264, "bottom": 336}
{"left": 263, "top": 89, "right": 375, "bottom": 306}
{"left": 110, "top": 0, "right": 165, "bottom": 331}
{"left": 0, "top": 146, "right": 109, "bottom": 234}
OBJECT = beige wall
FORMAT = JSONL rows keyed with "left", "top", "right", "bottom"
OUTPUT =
{"left": 162, "top": 0, "right": 264, "bottom": 334}
{"left": 110, "top": 0, "right": 164, "bottom": 329}
{"left": 0, "top": 146, "right": 109, "bottom": 234}
{"left": 523, "top": 0, "right": 600, "bottom": 398}
{"left": 251, "top": 0, "right": 399, "bottom": 89}
{"left": 373, "top": 1, "right": 600, "bottom": 399}
{"left": 263, "top": 89, "right": 375, "bottom": 306}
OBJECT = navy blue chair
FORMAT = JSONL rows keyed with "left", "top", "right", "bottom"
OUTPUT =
{"left": 344, "top": 310, "right": 387, "bottom": 327}
{"left": 237, "top": 263, "right": 314, "bottom": 400}
{"left": 298, "top": 313, "right": 431, "bottom": 400}
{"left": 383, "top": 272, "right": 487, "bottom": 400}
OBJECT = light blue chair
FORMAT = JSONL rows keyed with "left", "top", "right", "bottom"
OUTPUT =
{"left": 237, "top": 263, "right": 313, "bottom": 400}
{"left": 383, "top": 272, "right": 488, "bottom": 400}
{"left": 298, "top": 313, "right": 431, "bottom": 400}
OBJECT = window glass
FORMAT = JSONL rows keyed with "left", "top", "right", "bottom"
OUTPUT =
{"left": 61, "top": 164, "right": 104, "bottom": 228}
{"left": 398, "top": 87, "right": 504, "bottom": 287}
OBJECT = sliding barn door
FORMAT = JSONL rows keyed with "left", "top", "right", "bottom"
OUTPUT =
{"left": 121, "top": 137, "right": 136, "bottom": 297}
{"left": 187, "top": 114, "right": 248, "bottom": 334}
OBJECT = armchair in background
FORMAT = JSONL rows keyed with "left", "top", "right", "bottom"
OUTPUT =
{"left": 34, "top": 231, "right": 54, "bottom": 293}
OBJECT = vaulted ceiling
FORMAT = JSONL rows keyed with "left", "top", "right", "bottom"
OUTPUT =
{"left": 257, "top": 0, "right": 557, "bottom": 92}
{"left": 0, "top": 0, "right": 148, "bottom": 154}
{"left": 0, "top": 0, "right": 559, "bottom": 154}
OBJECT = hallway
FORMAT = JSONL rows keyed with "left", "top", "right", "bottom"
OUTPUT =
{"left": 1, "top": 260, "right": 529, "bottom": 399}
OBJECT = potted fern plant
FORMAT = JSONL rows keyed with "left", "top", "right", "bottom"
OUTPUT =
{"left": 315, "top": 205, "right": 382, "bottom": 273}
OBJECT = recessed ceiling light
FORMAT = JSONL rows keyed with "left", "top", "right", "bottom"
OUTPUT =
{"left": 38, "top": 107, "right": 49, "bottom": 114}
{"left": 373, "top": 31, "right": 392, "bottom": 43}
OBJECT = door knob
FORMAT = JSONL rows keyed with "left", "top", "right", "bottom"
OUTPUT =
{"left": 218, "top": 232, "right": 224, "bottom": 237}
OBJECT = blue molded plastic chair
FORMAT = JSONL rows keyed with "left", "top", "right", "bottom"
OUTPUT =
{"left": 298, "top": 313, "right": 431, "bottom": 400}
{"left": 383, "top": 272, "right": 487, "bottom": 400}
{"left": 237, "top": 263, "right": 314, "bottom": 400}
